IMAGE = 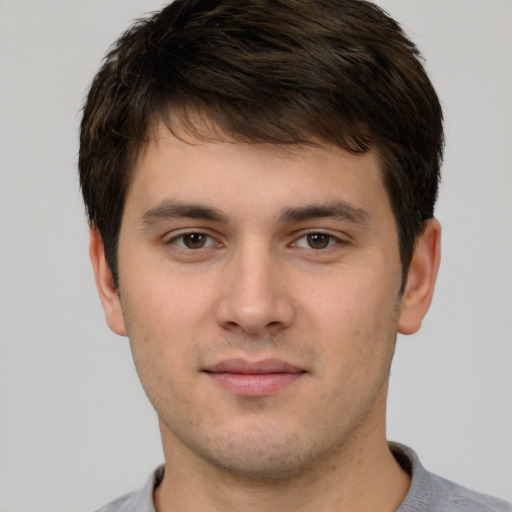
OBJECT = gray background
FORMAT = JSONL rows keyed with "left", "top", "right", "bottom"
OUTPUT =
{"left": 1, "top": 1, "right": 511, "bottom": 510}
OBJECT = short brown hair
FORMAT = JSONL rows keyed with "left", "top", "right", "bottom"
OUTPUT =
{"left": 79, "top": 0, "right": 443, "bottom": 288}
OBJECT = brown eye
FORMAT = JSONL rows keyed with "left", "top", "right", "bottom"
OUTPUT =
{"left": 182, "top": 233, "right": 207, "bottom": 249}
{"left": 306, "top": 233, "right": 331, "bottom": 249}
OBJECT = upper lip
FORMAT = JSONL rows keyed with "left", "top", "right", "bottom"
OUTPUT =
{"left": 204, "top": 358, "right": 305, "bottom": 374}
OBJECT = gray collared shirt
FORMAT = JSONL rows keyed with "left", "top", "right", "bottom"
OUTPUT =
{"left": 95, "top": 443, "right": 512, "bottom": 512}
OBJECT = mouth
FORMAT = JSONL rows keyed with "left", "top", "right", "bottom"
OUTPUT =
{"left": 202, "top": 358, "right": 306, "bottom": 397}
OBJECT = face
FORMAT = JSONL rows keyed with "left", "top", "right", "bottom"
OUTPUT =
{"left": 92, "top": 124, "right": 439, "bottom": 481}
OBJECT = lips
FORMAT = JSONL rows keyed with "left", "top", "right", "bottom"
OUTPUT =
{"left": 203, "top": 358, "right": 306, "bottom": 396}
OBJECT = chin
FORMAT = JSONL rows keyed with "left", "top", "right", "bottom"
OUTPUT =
{"left": 203, "top": 448, "right": 313, "bottom": 482}
{"left": 186, "top": 425, "right": 333, "bottom": 483}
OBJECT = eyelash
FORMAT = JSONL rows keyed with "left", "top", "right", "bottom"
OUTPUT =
{"left": 166, "top": 231, "right": 344, "bottom": 252}
{"left": 290, "top": 232, "right": 343, "bottom": 250}
{"left": 166, "top": 232, "right": 220, "bottom": 250}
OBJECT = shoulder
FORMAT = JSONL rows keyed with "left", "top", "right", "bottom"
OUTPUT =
{"left": 94, "top": 465, "right": 164, "bottom": 512}
{"left": 95, "top": 490, "right": 139, "bottom": 512}
{"left": 428, "top": 473, "right": 512, "bottom": 512}
{"left": 391, "top": 443, "right": 512, "bottom": 512}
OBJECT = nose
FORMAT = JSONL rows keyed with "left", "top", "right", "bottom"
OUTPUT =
{"left": 215, "top": 242, "right": 295, "bottom": 335}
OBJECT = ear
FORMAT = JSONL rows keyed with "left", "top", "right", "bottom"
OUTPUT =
{"left": 89, "top": 226, "right": 127, "bottom": 336}
{"left": 398, "top": 219, "right": 441, "bottom": 335}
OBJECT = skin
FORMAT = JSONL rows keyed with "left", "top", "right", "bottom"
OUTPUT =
{"left": 90, "top": 123, "right": 441, "bottom": 511}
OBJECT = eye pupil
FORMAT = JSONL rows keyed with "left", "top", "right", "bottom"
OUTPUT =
{"left": 183, "top": 233, "right": 206, "bottom": 249}
{"left": 307, "top": 233, "right": 329, "bottom": 249}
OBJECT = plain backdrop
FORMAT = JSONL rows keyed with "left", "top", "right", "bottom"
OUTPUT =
{"left": 1, "top": 1, "right": 511, "bottom": 510}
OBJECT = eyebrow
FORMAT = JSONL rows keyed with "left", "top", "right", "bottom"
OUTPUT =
{"left": 141, "top": 199, "right": 371, "bottom": 227}
{"left": 141, "top": 200, "right": 229, "bottom": 225}
{"left": 278, "top": 201, "right": 371, "bottom": 225}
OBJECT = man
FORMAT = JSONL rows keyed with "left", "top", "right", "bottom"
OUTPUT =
{"left": 79, "top": 1, "right": 511, "bottom": 511}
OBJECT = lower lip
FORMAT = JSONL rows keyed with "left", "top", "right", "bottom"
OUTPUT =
{"left": 205, "top": 372, "right": 304, "bottom": 396}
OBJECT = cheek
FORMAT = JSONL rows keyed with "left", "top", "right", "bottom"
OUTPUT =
{"left": 119, "top": 264, "right": 223, "bottom": 377}
{"left": 302, "top": 268, "right": 400, "bottom": 364}
{"left": 122, "top": 260, "right": 214, "bottom": 328}
{"left": 120, "top": 281, "right": 189, "bottom": 369}
{"left": 306, "top": 267, "right": 396, "bottom": 324}
{"left": 122, "top": 285, "right": 202, "bottom": 415}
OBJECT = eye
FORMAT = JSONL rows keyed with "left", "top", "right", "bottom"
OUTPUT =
{"left": 170, "top": 232, "right": 218, "bottom": 250}
{"left": 293, "top": 233, "right": 340, "bottom": 250}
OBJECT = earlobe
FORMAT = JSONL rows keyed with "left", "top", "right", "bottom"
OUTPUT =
{"left": 398, "top": 219, "right": 441, "bottom": 335}
{"left": 89, "top": 226, "right": 127, "bottom": 336}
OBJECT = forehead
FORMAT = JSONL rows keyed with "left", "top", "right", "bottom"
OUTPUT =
{"left": 125, "top": 123, "right": 390, "bottom": 222}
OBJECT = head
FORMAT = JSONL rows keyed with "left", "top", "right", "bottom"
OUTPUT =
{"left": 79, "top": 0, "right": 443, "bottom": 290}
{"left": 82, "top": 0, "right": 443, "bottom": 486}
